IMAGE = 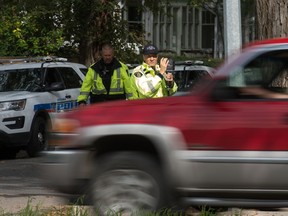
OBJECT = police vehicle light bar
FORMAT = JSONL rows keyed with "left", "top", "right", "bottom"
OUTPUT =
{"left": 0, "top": 56, "right": 68, "bottom": 64}
{"left": 174, "top": 60, "right": 204, "bottom": 66}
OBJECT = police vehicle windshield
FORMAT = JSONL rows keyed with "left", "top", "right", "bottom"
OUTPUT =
{"left": 0, "top": 68, "right": 42, "bottom": 92}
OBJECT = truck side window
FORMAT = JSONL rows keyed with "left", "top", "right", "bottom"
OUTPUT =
{"left": 214, "top": 50, "right": 288, "bottom": 100}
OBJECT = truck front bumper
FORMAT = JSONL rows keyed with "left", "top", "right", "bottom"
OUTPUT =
{"left": 39, "top": 149, "right": 93, "bottom": 194}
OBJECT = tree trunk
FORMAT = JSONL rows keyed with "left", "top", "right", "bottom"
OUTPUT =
{"left": 77, "top": 0, "right": 118, "bottom": 66}
{"left": 79, "top": 37, "right": 100, "bottom": 67}
{"left": 256, "top": 0, "right": 288, "bottom": 39}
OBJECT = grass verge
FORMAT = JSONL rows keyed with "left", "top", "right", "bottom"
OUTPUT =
{"left": 0, "top": 198, "right": 239, "bottom": 216}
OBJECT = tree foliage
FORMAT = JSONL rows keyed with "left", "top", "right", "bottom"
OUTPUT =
{"left": 0, "top": 0, "right": 64, "bottom": 56}
{"left": 1, "top": 0, "right": 287, "bottom": 65}
{"left": 0, "top": 0, "right": 170, "bottom": 66}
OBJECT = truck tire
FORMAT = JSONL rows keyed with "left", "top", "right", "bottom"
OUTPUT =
{"left": 27, "top": 117, "right": 47, "bottom": 157}
{"left": 90, "top": 151, "right": 169, "bottom": 215}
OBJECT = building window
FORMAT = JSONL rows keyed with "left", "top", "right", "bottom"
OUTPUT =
{"left": 188, "top": 8, "right": 194, "bottom": 48}
{"left": 182, "top": 7, "right": 188, "bottom": 49}
{"left": 125, "top": 0, "right": 143, "bottom": 40}
{"left": 202, "top": 10, "right": 214, "bottom": 24}
{"left": 127, "top": 6, "right": 142, "bottom": 32}
{"left": 165, "top": 7, "right": 172, "bottom": 48}
{"left": 153, "top": 12, "right": 159, "bottom": 46}
{"left": 202, "top": 10, "right": 215, "bottom": 49}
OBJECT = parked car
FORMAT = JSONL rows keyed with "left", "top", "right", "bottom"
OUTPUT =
{"left": 40, "top": 38, "right": 288, "bottom": 214}
{"left": 0, "top": 57, "right": 87, "bottom": 157}
{"left": 126, "top": 63, "right": 139, "bottom": 75}
{"left": 171, "top": 60, "right": 215, "bottom": 95}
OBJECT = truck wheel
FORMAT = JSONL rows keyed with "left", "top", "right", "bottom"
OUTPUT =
{"left": 90, "top": 152, "right": 169, "bottom": 215}
{"left": 27, "top": 117, "right": 47, "bottom": 157}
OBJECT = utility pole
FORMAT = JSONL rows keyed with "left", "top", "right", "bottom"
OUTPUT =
{"left": 223, "top": 0, "right": 242, "bottom": 59}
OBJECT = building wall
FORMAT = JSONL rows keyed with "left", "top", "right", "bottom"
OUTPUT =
{"left": 124, "top": 0, "right": 215, "bottom": 56}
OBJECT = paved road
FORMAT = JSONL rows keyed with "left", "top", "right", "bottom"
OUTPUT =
{"left": 0, "top": 151, "right": 73, "bottom": 214}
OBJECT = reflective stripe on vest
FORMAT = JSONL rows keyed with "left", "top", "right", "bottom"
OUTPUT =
{"left": 147, "top": 80, "right": 156, "bottom": 93}
{"left": 92, "top": 71, "right": 107, "bottom": 94}
{"left": 92, "top": 68, "right": 124, "bottom": 94}
{"left": 110, "top": 68, "right": 124, "bottom": 93}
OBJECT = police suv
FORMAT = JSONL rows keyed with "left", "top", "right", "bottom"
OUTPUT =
{"left": 169, "top": 60, "right": 215, "bottom": 96}
{"left": 0, "top": 57, "right": 87, "bottom": 158}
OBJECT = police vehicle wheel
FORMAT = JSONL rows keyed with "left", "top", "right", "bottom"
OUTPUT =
{"left": 89, "top": 151, "right": 170, "bottom": 215}
{"left": 0, "top": 149, "right": 18, "bottom": 159}
{"left": 27, "top": 117, "right": 47, "bottom": 157}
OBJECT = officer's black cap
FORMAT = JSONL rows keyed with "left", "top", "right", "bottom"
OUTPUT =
{"left": 142, "top": 44, "right": 158, "bottom": 55}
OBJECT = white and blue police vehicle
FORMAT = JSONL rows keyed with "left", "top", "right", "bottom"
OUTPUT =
{"left": 0, "top": 57, "right": 87, "bottom": 157}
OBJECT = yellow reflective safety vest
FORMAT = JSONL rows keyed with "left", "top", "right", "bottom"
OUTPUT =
{"left": 77, "top": 59, "right": 134, "bottom": 104}
{"left": 130, "top": 62, "right": 178, "bottom": 99}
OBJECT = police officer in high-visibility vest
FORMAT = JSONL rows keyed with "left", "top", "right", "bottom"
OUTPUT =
{"left": 130, "top": 44, "right": 177, "bottom": 99}
{"left": 77, "top": 43, "right": 134, "bottom": 106}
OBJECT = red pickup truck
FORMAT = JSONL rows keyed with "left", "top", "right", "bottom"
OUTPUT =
{"left": 41, "top": 38, "right": 288, "bottom": 215}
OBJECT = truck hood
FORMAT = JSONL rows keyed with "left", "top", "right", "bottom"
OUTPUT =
{"left": 65, "top": 94, "right": 203, "bottom": 128}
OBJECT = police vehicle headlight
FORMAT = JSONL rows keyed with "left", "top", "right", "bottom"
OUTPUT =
{"left": 0, "top": 99, "right": 26, "bottom": 111}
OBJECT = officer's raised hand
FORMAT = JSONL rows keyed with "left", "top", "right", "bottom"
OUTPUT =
{"left": 160, "top": 57, "right": 169, "bottom": 74}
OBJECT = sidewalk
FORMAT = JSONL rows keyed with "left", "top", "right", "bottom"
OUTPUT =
{"left": 0, "top": 195, "right": 68, "bottom": 214}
